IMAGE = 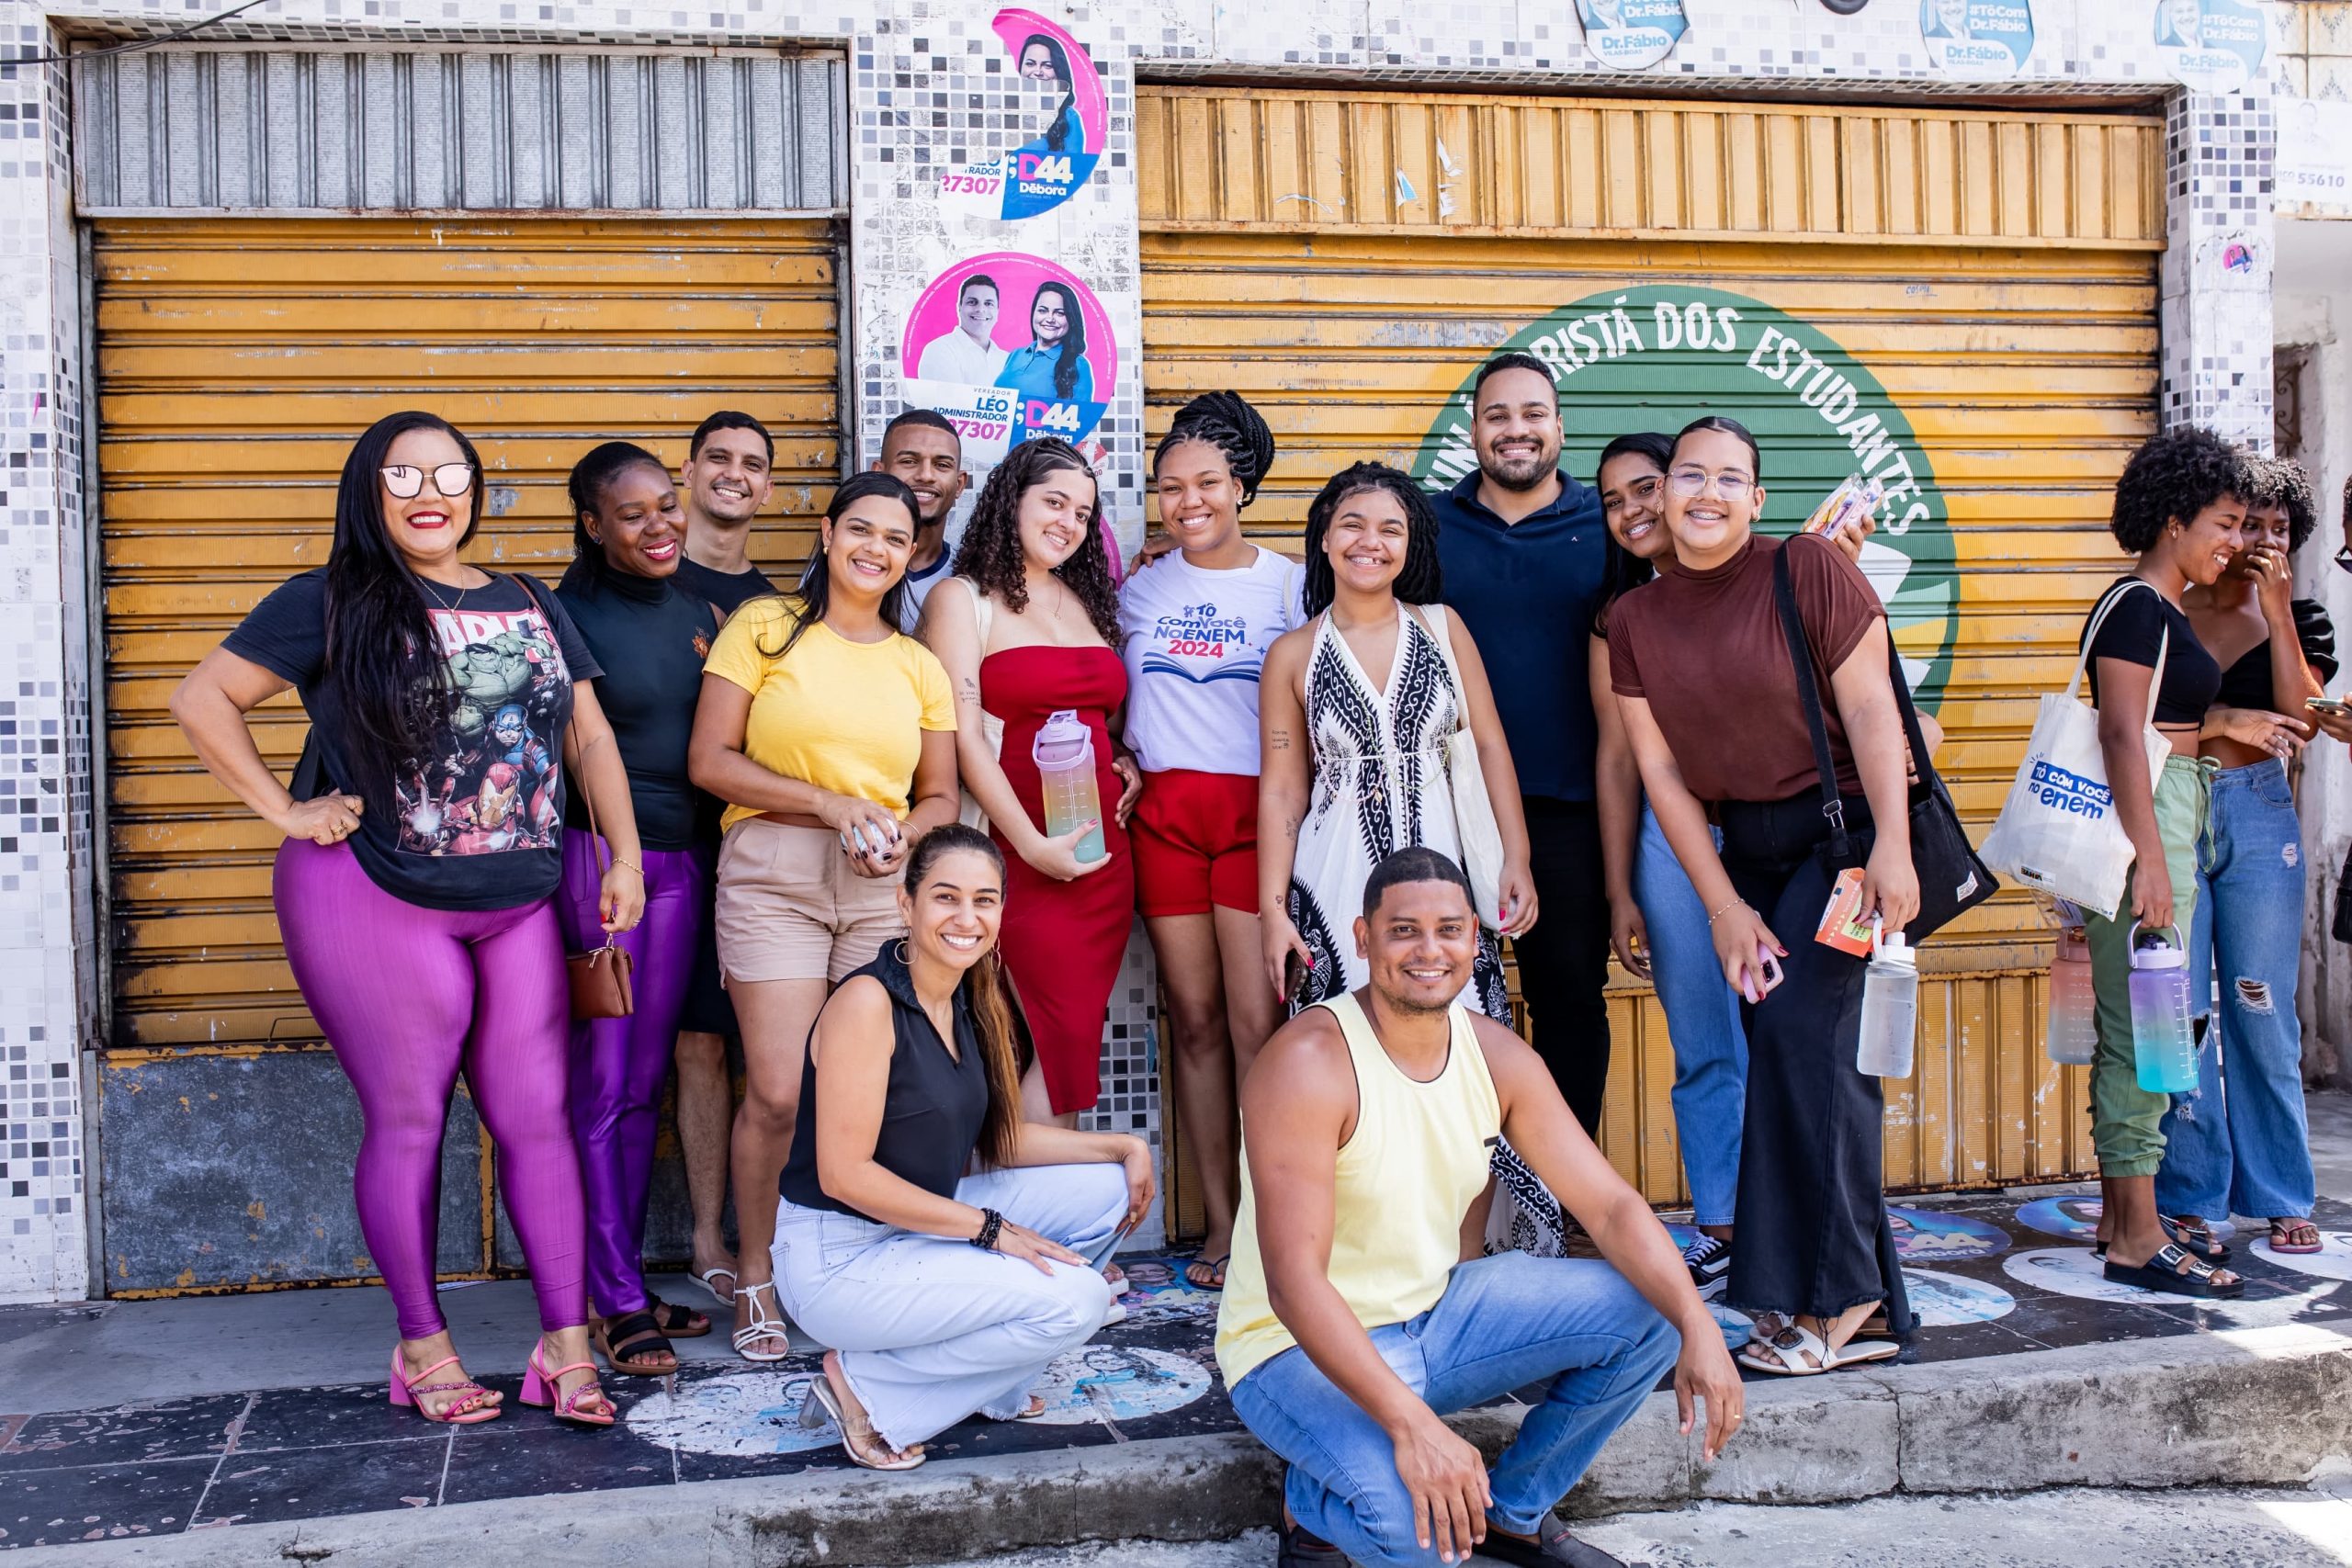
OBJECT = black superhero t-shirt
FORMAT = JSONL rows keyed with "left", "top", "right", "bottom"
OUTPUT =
{"left": 224, "top": 569, "right": 602, "bottom": 911}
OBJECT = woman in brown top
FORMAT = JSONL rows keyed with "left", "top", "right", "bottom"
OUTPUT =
{"left": 1607, "top": 416, "right": 1919, "bottom": 1377}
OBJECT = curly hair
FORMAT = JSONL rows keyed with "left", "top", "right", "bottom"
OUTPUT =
{"left": 2244, "top": 455, "right": 2320, "bottom": 550}
{"left": 950, "top": 438, "right": 1121, "bottom": 643}
{"left": 1152, "top": 391, "right": 1276, "bottom": 507}
{"left": 1301, "top": 461, "right": 1442, "bottom": 616}
{"left": 2109, "top": 426, "right": 2252, "bottom": 554}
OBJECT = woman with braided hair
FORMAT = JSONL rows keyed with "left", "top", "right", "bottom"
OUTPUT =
{"left": 1120, "top": 392, "right": 1304, "bottom": 1291}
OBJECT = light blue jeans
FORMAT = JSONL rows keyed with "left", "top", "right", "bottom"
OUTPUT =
{"left": 2154, "top": 759, "right": 2317, "bottom": 1223}
{"left": 773, "top": 1162, "right": 1125, "bottom": 1449}
{"left": 1227, "top": 1251, "right": 1679, "bottom": 1565}
{"left": 1634, "top": 806, "right": 1749, "bottom": 1226}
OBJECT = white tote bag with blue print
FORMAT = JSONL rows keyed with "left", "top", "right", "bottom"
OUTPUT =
{"left": 1980, "top": 580, "right": 2171, "bottom": 921}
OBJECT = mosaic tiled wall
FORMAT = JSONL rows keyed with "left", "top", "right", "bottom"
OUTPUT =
{"left": 0, "top": 0, "right": 2281, "bottom": 1301}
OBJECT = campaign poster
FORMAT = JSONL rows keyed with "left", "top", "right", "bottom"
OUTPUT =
{"left": 2153, "top": 0, "right": 2267, "bottom": 93}
{"left": 898, "top": 253, "right": 1117, "bottom": 466}
{"left": 2277, "top": 97, "right": 2352, "bottom": 211}
{"left": 1919, "top": 0, "right": 2035, "bottom": 78}
{"left": 938, "top": 9, "right": 1109, "bottom": 222}
{"left": 1577, "top": 0, "right": 1687, "bottom": 70}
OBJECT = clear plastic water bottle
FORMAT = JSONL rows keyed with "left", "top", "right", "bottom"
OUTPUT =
{"left": 1856, "top": 921, "right": 1918, "bottom": 1077}
{"left": 2129, "top": 924, "right": 2197, "bottom": 1093}
{"left": 1032, "top": 709, "right": 1105, "bottom": 863}
{"left": 2045, "top": 927, "right": 2098, "bottom": 1066}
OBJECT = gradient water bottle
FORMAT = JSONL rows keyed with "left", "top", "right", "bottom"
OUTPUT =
{"left": 1855, "top": 922, "right": 1918, "bottom": 1077}
{"left": 1033, "top": 709, "right": 1105, "bottom": 863}
{"left": 2129, "top": 924, "right": 2197, "bottom": 1093}
{"left": 2045, "top": 927, "right": 2098, "bottom": 1066}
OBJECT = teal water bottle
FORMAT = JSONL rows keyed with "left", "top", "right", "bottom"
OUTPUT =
{"left": 2128, "top": 923, "right": 2197, "bottom": 1094}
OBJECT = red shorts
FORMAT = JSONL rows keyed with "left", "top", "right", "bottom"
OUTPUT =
{"left": 1130, "top": 769, "right": 1260, "bottom": 918}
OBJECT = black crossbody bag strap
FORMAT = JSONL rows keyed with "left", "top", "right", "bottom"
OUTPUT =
{"left": 1772, "top": 546, "right": 1854, "bottom": 864}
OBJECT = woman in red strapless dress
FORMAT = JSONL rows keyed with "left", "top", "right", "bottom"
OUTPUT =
{"left": 916, "top": 439, "right": 1140, "bottom": 1123}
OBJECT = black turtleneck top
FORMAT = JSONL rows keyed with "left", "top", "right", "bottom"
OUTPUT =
{"left": 554, "top": 558, "right": 722, "bottom": 851}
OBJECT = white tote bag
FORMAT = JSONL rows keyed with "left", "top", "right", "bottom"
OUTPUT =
{"left": 1412, "top": 604, "right": 1507, "bottom": 930}
{"left": 1979, "top": 580, "right": 2170, "bottom": 921}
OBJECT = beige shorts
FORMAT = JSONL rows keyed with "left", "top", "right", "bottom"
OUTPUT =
{"left": 713, "top": 818, "right": 905, "bottom": 985}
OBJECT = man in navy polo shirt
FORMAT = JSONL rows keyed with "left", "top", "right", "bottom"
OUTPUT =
{"left": 1430, "top": 352, "right": 1613, "bottom": 1135}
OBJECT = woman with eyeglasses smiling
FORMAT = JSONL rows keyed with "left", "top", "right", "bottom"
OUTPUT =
{"left": 172, "top": 412, "right": 645, "bottom": 1429}
{"left": 1604, "top": 415, "right": 1919, "bottom": 1376}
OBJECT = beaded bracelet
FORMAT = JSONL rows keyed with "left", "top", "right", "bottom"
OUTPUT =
{"left": 971, "top": 1207, "right": 1005, "bottom": 1252}
{"left": 1705, "top": 897, "right": 1748, "bottom": 927}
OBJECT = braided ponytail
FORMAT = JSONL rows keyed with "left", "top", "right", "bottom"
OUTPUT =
{"left": 1153, "top": 390, "right": 1276, "bottom": 507}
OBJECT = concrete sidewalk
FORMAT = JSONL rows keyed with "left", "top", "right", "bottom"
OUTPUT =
{"left": 4, "top": 1093, "right": 2350, "bottom": 1562}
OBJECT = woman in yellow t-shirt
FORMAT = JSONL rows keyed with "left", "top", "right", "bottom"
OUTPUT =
{"left": 688, "top": 471, "right": 959, "bottom": 1362}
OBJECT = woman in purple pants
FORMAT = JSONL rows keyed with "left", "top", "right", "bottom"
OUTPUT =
{"left": 554, "top": 441, "right": 727, "bottom": 1374}
{"left": 172, "top": 412, "right": 645, "bottom": 1428}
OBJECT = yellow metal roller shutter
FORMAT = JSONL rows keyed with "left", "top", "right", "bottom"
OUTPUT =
{"left": 96, "top": 217, "right": 841, "bottom": 1053}
{"left": 1138, "top": 86, "right": 2164, "bottom": 1201}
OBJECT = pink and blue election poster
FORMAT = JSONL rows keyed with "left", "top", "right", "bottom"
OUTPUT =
{"left": 899, "top": 253, "right": 1117, "bottom": 464}
{"left": 937, "top": 10, "right": 1108, "bottom": 222}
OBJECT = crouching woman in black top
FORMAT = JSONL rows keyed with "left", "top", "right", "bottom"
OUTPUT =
{"left": 773, "top": 824, "right": 1155, "bottom": 1470}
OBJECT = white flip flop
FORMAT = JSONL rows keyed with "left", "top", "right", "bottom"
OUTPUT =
{"left": 695, "top": 1265, "right": 738, "bottom": 1308}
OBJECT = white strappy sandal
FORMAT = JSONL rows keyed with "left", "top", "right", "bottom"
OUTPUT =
{"left": 731, "top": 1279, "right": 793, "bottom": 1363}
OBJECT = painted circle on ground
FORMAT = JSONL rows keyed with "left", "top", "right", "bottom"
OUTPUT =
{"left": 1412, "top": 284, "right": 1960, "bottom": 706}
{"left": 1888, "top": 1206, "right": 2010, "bottom": 1262}
{"left": 1024, "top": 1345, "right": 1212, "bottom": 1425}
{"left": 2245, "top": 1229, "right": 2352, "bottom": 1284}
{"left": 1902, "top": 1267, "right": 2017, "bottom": 1326}
{"left": 626, "top": 1370, "right": 839, "bottom": 1457}
{"left": 2004, "top": 1246, "right": 2338, "bottom": 1327}
{"left": 2014, "top": 1195, "right": 2103, "bottom": 1241}
{"left": 1110, "top": 1258, "right": 1222, "bottom": 1324}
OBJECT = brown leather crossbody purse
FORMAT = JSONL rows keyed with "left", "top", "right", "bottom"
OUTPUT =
{"left": 565, "top": 772, "right": 635, "bottom": 1021}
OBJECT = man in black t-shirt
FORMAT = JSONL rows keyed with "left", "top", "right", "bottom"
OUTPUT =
{"left": 672, "top": 409, "right": 778, "bottom": 1307}
{"left": 674, "top": 411, "right": 779, "bottom": 614}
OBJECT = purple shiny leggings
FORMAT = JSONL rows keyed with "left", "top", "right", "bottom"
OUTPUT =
{"left": 556, "top": 835, "right": 707, "bottom": 1317}
{"left": 273, "top": 838, "right": 586, "bottom": 1339}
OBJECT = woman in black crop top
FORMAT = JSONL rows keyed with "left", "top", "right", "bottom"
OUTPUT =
{"left": 771, "top": 824, "right": 1153, "bottom": 1470}
{"left": 2154, "top": 457, "right": 2336, "bottom": 1259}
{"left": 2075, "top": 426, "right": 2265, "bottom": 1300}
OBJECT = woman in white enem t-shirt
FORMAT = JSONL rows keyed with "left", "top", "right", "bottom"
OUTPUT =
{"left": 1117, "top": 392, "right": 1302, "bottom": 1292}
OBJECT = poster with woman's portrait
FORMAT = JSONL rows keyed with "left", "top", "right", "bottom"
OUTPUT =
{"left": 937, "top": 9, "right": 1109, "bottom": 222}
{"left": 898, "top": 253, "right": 1117, "bottom": 466}
{"left": 1577, "top": 0, "right": 1687, "bottom": 71}
{"left": 1919, "top": 0, "right": 2034, "bottom": 77}
{"left": 2153, "top": 0, "right": 2266, "bottom": 92}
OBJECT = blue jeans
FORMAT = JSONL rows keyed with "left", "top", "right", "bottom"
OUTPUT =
{"left": 2154, "top": 759, "right": 2316, "bottom": 1222}
{"left": 1634, "top": 807, "right": 1749, "bottom": 1226}
{"left": 1227, "top": 1252, "right": 1678, "bottom": 1566}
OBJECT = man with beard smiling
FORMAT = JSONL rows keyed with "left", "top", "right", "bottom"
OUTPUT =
{"left": 871, "top": 409, "right": 969, "bottom": 632}
{"left": 673, "top": 411, "right": 778, "bottom": 615}
{"left": 1218, "top": 847, "right": 1740, "bottom": 1568}
{"left": 1430, "top": 352, "right": 1614, "bottom": 1135}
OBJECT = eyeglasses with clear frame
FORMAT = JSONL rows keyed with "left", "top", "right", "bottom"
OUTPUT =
{"left": 380, "top": 463, "right": 476, "bottom": 501}
{"left": 1666, "top": 466, "right": 1755, "bottom": 500}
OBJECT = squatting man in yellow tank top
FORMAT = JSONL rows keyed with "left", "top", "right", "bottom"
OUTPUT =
{"left": 1216, "top": 847, "right": 1743, "bottom": 1568}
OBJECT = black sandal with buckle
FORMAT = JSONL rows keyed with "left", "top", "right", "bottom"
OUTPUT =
{"left": 2102, "top": 1241, "right": 2243, "bottom": 1299}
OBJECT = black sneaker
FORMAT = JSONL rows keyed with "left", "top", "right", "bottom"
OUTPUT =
{"left": 1680, "top": 1233, "right": 1731, "bottom": 1301}
{"left": 1476, "top": 1510, "right": 1627, "bottom": 1568}
{"left": 1277, "top": 1520, "right": 1348, "bottom": 1568}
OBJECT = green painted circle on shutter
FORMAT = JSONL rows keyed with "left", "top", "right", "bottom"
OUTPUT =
{"left": 1412, "top": 284, "right": 1959, "bottom": 708}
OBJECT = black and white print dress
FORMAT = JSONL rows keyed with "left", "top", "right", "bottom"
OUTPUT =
{"left": 1285, "top": 605, "right": 1573, "bottom": 1259}
{"left": 1284, "top": 605, "right": 1511, "bottom": 1021}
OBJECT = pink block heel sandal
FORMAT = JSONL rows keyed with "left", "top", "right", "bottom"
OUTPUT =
{"left": 519, "top": 1342, "right": 616, "bottom": 1428}
{"left": 388, "top": 1347, "right": 501, "bottom": 1425}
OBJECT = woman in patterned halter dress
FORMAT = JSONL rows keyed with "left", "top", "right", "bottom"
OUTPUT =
{"left": 1258, "top": 463, "right": 1537, "bottom": 1023}
{"left": 1259, "top": 463, "right": 1566, "bottom": 1255}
